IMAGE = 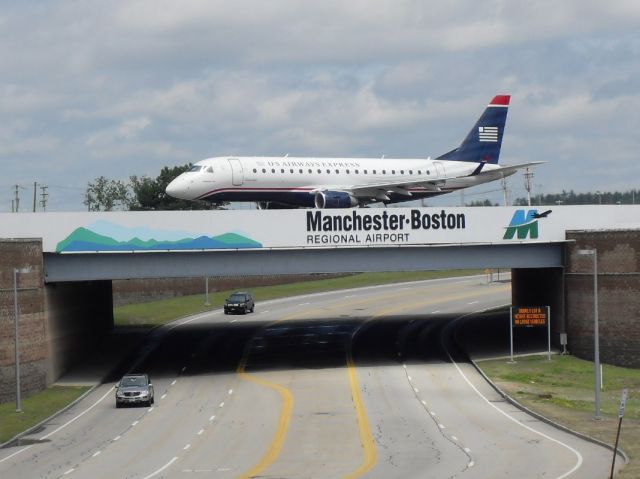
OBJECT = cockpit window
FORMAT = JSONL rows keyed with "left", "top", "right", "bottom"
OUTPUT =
{"left": 189, "top": 165, "right": 203, "bottom": 172}
{"left": 206, "top": 166, "right": 213, "bottom": 173}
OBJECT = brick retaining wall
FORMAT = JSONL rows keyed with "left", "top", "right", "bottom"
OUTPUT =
{"left": 0, "top": 239, "right": 46, "bottom": 403}
{"left": 565, "top": 230, "right": 640, "bottom": 368}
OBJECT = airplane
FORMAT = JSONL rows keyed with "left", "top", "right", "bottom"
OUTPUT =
{"left": 165, "top": 94, "right": 543, "bottom": 209}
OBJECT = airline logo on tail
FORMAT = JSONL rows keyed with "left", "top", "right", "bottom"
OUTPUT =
{"left": 478, "top": 126, "right": 498, "bottom": 142}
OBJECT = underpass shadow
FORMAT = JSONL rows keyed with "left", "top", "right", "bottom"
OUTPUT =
{"left": 100, "top": 309, "right": 552, "bottom": 381}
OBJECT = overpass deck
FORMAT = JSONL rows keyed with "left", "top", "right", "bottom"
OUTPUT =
{"left": 1, "top": 205, "right": 638, "bottom": 282}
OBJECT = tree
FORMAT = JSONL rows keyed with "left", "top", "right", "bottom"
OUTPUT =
{"left": 85, "top": 164, "right": 225, "bottom": 211}
{"left": 466, "top": 199, "right": 498, "bottom": 207}
{"left": 84, "top": 176, "right": 134, "bottom": 211}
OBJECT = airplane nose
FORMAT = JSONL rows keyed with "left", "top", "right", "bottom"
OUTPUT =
{"left": 166, "top": 177, "right": 188, "bottom": 199}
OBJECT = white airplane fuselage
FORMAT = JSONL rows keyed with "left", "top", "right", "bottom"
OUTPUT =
{"left": 166, "top": 155, "right": 510, "bottom": 208}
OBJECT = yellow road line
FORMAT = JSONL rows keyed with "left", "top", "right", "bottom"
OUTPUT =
{"left": 343, "top": 345, "right": 377, "bottom": 479}
{"left": 343, "top": 282, "right": 510, "bottom": 478}
{"left": 236, "top": 351, "right": 294, "bottom": 479}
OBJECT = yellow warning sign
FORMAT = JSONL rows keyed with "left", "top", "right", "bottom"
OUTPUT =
{"left": 513, "top": 307, "right": 548, "bottom": 327}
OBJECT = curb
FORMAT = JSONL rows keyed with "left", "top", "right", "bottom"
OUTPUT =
{"left": 0, "top": 384, "right": 99, "bottom": 449}
{"left": 470, "top": 357, "right": 629, "bottom": 466}
{"left": 451, "top": 309, "right": 629, "bottom": 466}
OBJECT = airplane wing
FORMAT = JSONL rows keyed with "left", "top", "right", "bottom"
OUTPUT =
{"left": 476, "top": 161, "right": 545, "bottom": 178}
{"left": 309, "top": 175, "right": 446, "bottom": 202}
{"left": 308, "top": 161, "right": 545, "bottom": 203}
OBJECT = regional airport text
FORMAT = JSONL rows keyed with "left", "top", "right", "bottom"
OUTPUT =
{"left": 306, "top": 233, "right": 411, "bottom": 245}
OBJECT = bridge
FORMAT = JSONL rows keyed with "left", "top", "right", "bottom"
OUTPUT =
{"left": 1, "top": 206, "right": 617, "bottom": 281}
{"left": 1, "top": 205, "right": 639, "bottom": 401}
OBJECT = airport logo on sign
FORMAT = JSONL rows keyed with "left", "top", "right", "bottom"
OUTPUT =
{"left": 503, "top": 209, "right": 551, "bottom": 240}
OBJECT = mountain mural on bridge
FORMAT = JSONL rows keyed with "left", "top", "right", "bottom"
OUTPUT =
{"left": 55, "top": 220, "right": 262, "bottom": 252}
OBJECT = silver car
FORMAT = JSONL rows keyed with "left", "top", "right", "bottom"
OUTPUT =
{"left": 115, "top": 374, "right": 155, "bottom": 408}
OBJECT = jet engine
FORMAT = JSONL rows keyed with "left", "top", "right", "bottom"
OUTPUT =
{"left": 314, "top": 191, "right": 359, "bottom": 209}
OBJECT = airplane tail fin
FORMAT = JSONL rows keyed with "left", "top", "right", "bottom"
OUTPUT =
{"left": 436, "top": 94, "right": 510, "bottom": 165}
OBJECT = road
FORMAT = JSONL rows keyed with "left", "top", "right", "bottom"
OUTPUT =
{"left": 0, "top": 275, "right": 621, "bottom": 478}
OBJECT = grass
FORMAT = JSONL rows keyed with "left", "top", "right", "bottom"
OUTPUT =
{"left": 0, "top": 386, "right": 90, "bottom": 444}
{"left": 114, "top": 270, "right": 484, "bottom": 326}
{"left": 477, "top": 355, "right": 640, "bottom": 478}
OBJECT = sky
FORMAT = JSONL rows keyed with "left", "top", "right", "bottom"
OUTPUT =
{"left": 2, "top": 1, "right": 640, "bottom": 211}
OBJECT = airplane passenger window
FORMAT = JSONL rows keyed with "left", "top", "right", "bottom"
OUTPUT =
{"left": 271, "top": 168, "right": 276, "bottom": 173}
{"left": 427, "top": 170, "right": 430, "bottom": 175}
{"left": 326, "top": 169, "right": 330, "bottom": 174}
{"left": 309, "top": 169, "right": 312, "bottom": 174}
{"left": 346, "top": 169, "right": 350, "bottom": 174}
{"left": 409, "top": 170, "right": 413, "bottom": 174}
{"left": 335, "top": 169, "right": 339, "bottom": 174}
{"left": 355, "top": 170, "right": 359, "bottom": 174}
{"left": 262, "top": 169, "right": 266, "bottom": 173}
{"left": 373, "top": 170, "right": 376, "bottom": 174}
{"left": 281, "top": 169, "right": 285, "bottom": 173}
{"left": 364, "top": 170, "right": 367, "bottom": 174}
{"left": 400, "top": 170, "right": 404, "bottom": 174}
{"left": 392, "top": 170, "right": 396, "bottom": 174}
{"left": 299, "top": 169, "right": 303, "bottom": 174}
{"left": 319, "top": 169, "right": 323, "bottom": 174}
{"left": 253, "top": 168, "right": 257, "bottom": 173}
{"left": 382, "top": 170, "right": 386, "bottom": 174}
{"left": 290, "top": 169, "right": 294, "bottom": 173}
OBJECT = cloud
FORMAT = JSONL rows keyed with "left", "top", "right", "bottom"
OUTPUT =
{"left": 86, "top": 117, "right": 152, "bottom": 146}
{"left": 1, "top": 1, "right": 640, "bottom": 210}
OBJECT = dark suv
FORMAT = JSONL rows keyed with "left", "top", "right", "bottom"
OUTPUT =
{"left": 115, "top": 374, "right": 154, "bottom": 408}
{"left": 224, "top": 291, "right": 255, "bottom": 315}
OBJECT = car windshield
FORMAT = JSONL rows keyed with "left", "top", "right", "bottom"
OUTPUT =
{"left": 228, "top": 294, "right": 246, "bottom": 301}
{"left": 120, "top": 376, "right": 147, "bottom": 387}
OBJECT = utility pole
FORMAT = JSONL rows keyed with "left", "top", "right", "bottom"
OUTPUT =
{"left": 40, "top": 185, "right": 49, "bottom": 211}
{"left": 523, "top": 167, "right": 534, "bottom": 206}
{"left": 501, "top": 177, "right": 509, "bottom": 206}
{"left": 33, "top": 182, "right": 38, "bottom": 212}
{"left": 13, "top": 185, "right": 20, "bottom": 212}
